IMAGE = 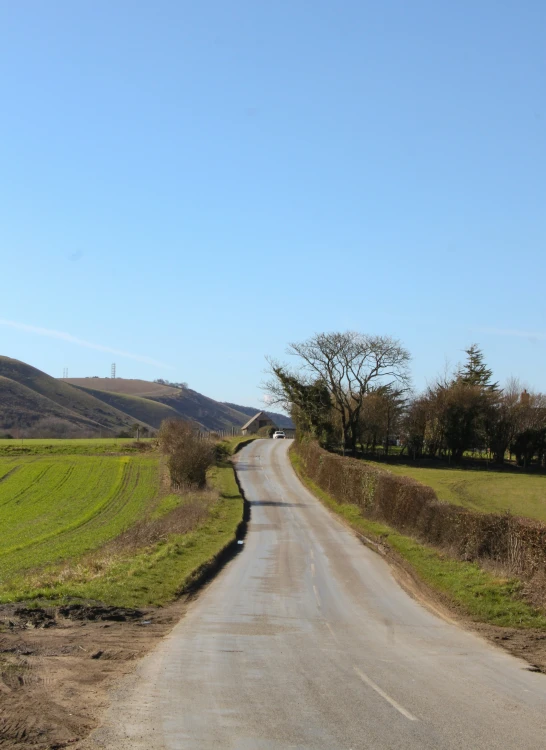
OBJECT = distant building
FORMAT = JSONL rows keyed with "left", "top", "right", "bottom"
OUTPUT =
{"left": 241, "top": 411, "right": 278, "bottom": 435}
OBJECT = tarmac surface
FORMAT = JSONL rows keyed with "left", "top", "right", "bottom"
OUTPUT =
{"left": 84, "top": 438, "right": 546, "bottom": 749}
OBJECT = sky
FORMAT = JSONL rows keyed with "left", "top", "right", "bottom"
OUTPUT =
{"left": 1, "top": 0, "right": 545, "bottom": 408}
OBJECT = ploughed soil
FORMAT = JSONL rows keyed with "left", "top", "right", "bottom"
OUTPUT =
{"left": 0, "top": 600, "right": 189, "bottom": 749}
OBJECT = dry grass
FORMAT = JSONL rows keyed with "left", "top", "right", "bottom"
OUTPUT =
{"left": 20, "top": 489, "right": 218, "bottom": 591}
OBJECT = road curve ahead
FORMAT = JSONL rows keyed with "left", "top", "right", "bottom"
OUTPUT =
{"left": 87, "top": 439, "right": 546, "bottom": 749}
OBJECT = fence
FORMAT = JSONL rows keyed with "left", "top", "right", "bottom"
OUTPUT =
{"left": 198, "top": 427, "right": 243, "bottom": 440}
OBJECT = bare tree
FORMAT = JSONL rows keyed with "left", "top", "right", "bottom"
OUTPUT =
{"left": 267, "top": 332, "right": 410, "bottom": 455}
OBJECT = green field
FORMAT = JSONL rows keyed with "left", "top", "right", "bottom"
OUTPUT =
{"left": 0, "top": 437, "right": 154, "bottom": 455}
{"left": 365, "top": 460, "right": 546, "bottom": 522}
{"left": 0, "top": 438, "right": 246, "bottom": 606}
{"left": 0, "top": 453, "right": 161, "bottom": 580}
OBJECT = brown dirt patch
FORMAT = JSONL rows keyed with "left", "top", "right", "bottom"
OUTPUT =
{"left": 0, "top": 600, "right": 188, "bottom": 749}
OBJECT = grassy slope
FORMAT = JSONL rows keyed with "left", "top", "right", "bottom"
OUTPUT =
{"left": 0, "top": 438, "right": 246, "bottom": 607}
{"left": 365, "top": 459, "right": 546, "bottom": 522}
{"left": 290, "top": 447, "right": 546, "bottom": 629}
{"left": 0, "top": 376, "right": 101, "bottom": 432}
{"left": 65, "top": 378, "right": 180, "bottom": 397}
{"left": 73, "top": 385, "right": 182, "bottom": 428}
{"left": 0, "top": 357, "right": 150, "bottom": 432}
{"left": 149, "top": 390, "right": 251, "bottom": 431}
{"left": 67, "top": 377, "right": 253, "bottom": 431}
{"left": 222, "top": 403, "right": 295, "bottom": 429}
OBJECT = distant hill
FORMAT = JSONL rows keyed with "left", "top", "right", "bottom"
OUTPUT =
{"left": 0, "top": 357, "right": 151, "bottom": 437}
{"left": 70, "top": 386, "right": 182, "bottom": 429}
{"left": 66, "top": 378, "right": 252, "bottom": 432}
{"left": 66, "top": 379, "right": 292, "bottom": 432}
{"left": 66, "top": 378, "right": 181, "bottom": 398}
{"left": 0, "top": 375, "right": 103, "bottom": 435}
{"left": 223, "top": 403, "right": 294, "bottom": 429}
{"left": 0, "top": 359, "right": 292, "bottom": 437}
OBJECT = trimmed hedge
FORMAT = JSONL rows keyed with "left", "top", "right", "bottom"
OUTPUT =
{"left": 296, "top": 440, "right": 546, "bottom": 604}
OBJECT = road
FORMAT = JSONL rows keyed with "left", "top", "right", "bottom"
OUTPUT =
{"left": 86, "top": 439, "right": 546, "bottom": 749}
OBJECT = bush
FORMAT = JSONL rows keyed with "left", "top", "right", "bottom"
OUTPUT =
{"left": 257, "top": 425, "right": 276, "bottom": 438}
{"left": 158, "top": 419, "right": 215, "bottom": 489}
{"left": 22, "top": 418, "right": 90, "bottom": 439}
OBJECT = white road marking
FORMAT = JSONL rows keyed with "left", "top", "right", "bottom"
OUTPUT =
{"left": 313, "top": 584, "right": 321, "bottom": 608}
{"left": 353, "top": 666, "right": 418, "bottom": 722}
{"left": 311, "top": 562, "right": 316, "bottom": 577}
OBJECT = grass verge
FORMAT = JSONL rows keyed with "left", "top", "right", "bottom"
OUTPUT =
{"left": 218, "top": 435, "right": 258, "bottom": 455}
{"left": 290, "top": 447, "right": 546, "bottom": 629}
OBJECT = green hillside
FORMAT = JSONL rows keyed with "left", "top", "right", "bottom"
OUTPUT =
{"left": 223, "top": 402, "right": 294, "bottom": 428}
{"left": 149, "top": 389, "right": 251, "bottom": 431}
{"left": 65, "top": 377, "right": 180, "bottom": 398}
{"left": 66, "top": 377, "right": 253, "bottom": 431}
{"left": 0, "top": 357, "right": 287, "bottom": 437}
{"left": 0, "top": 357, "right": 153, "bottom": 436}
{"left": 73, "top": 386, "right": 183, "bottom": 428}
{"left": 0, "top": 376, "right": 101, "bottom": 435}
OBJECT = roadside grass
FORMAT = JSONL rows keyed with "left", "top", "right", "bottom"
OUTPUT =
{"left": 0, "top": 443, "right": 245, "bottom": 608}
{"left": 218, "top": 434, "right": 258, "bottom": 455}
{"left": 290, "top": 448, "right": 546, "bottom": 629}
{"left": 364, "top": 459, "right": 546, "bottom": 522}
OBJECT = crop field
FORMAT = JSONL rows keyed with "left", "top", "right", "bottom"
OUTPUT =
{"left": 366, "top": 460, "right": 546, "bottom": 522}
{"left": 0, "top": 438, "right": 154, "bottom": 456}
{"left": 0, "top": 437, "right": 247, "bottom": 606}
{"left": 0, "top": 454, "right": 161, "bottom": 585}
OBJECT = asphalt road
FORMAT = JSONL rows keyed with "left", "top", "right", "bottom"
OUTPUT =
{"left": 87, "top": 439, "right": 546, "bottom": 749}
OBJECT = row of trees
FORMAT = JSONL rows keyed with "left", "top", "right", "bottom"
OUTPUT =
{"left": 153, "top": 379, "right": 188, "bottom": 389}
{"left": 266, "top": 333, "right": 546, "bottom": 466}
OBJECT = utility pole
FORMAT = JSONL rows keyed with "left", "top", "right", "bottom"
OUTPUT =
{"left": 111, "top": 363, "right": 116, "bottom": 379}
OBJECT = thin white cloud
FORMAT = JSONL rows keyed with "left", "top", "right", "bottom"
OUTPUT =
{"left": 0, "top": 319, "right": 173, "bottom": 369}
{"left": 476, "top": 327, "right": 546, "bottom": 342}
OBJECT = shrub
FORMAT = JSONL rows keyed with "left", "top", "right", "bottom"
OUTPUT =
{"left": 158, "top": 419, "right": 215, "bottom": 489}
{"left": 257, "top": 425, "right": 276, "bottom": 438}
{"left": 23, "top": 418, "right": 90, "bottom": 439}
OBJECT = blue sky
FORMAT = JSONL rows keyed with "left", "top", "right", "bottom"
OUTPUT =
{"left": 1, "top": 1, "right": 545, "bottom": 407}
